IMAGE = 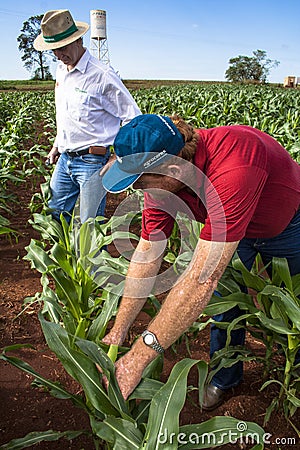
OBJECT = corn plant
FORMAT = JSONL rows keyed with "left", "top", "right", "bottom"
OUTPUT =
{"left": 2, "top": 83, "right": 300, "bottom": 448}
{"left": 28, "top": 179, "right": 52, "bottom": 214}
{"left": 162, "top": 210, "right": 300, "bottom": 428}
{"left": 133, "top": 83, "right": 300, "bottom": 154}
{"left": 164, "top": 214, "right": 203, "bottom": 273}
{"left": 1, "top": 208, "right": 268, "bottom": 449}
{"left": 203, "top": 255, "right": 300, "bottom": 430}
{"left": 23, "top": 212, "right": 142, "bottom": 342}
{"left": 1, "top": 330, "right": 266, "bottom": 449}
{"left": 0, "top": 215, "right": 19, "bottom": 242}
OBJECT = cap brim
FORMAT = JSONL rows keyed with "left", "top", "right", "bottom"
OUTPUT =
{"left": 102, "top": 161, "right": 142, "bottom": 193}
{"left": 33, "top": 22, "right": 89, "bottom": 51}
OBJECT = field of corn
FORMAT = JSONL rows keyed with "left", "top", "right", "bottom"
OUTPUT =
{"left": 0, "top": 82, "right": 300, "bottom": 449}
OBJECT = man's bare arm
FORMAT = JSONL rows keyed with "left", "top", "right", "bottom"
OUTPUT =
{"left": 145, "top": 239, "right": 239, "bottom": 348}
{"left": 102, "top": 237, "right": 166, "bottom": 345}
{"left": 112, "top": 238, "right": 239, "bottom": 399}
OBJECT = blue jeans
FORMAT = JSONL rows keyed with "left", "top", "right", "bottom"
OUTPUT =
{"left": 210, "top": 209, "right": 300, "bottom": 390}
{"left": 49, "top": 151, "right": 110, "bottom": 223}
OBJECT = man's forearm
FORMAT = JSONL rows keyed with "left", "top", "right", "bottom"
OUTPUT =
{"left": 111, "top": 239, "right": 239, "bottom": 399}
{"left": 139, "top": 239, "right": 239, "bottom": 350}
{"left": 103, "top": 237, "right": 165, "bottom": 344}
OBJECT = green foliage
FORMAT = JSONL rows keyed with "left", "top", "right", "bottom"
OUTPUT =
{"left": 0, "top": 90, "right": 55, "bottom": 237}
{"left": 1, "top": 341, "right": 266, "bottom": 449}
{"left": 23, "top": 212, "right": 141, "bottom": 341}
{"left": 165, "top": 213, "right": 300, "bottom": 428}
{"left": 0, "top": 430, "right": 84, "bottom": 449}
{"left": 2, "top": 82, "right": 299, "bottom": 448}
{"left": 164, "top": 214, "right": 203, "bottom": 272}
{"left": 0, "top": 215, "right": 18, "bottom": 240}
{"left": 1, "top": 211, "right": 268, "bottom": 449}
{"left": 225, "top": 49, "right": 279, "bottom": 83}
{"left": 1, "top": 83, "right": 299, "bottom": 235}
{"left": 203, "top": 256, "right": 300, "bottom": 429}
{"left": 133, "top": 83, "right": 300, "bottom": 155}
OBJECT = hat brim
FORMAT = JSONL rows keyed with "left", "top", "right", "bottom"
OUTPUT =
{"left": 33, "top": 21, "right": 89, "bottom": 51}
{"left": 102, "top": 161, "right": 142, "bottom": 193}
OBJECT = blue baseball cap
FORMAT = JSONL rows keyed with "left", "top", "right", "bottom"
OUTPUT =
{"left": 102, "top": 114, "right": 185, "bottom": 193}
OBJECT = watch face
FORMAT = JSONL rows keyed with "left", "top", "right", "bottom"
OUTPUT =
{"left": 144, "top": 333, "right": 154, "bottom": 345}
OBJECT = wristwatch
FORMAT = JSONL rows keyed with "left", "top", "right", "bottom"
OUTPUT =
{"left": 141, "top": 330, "right": 164, "bottom": 353}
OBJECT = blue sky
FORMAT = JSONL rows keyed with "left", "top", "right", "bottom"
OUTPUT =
{"left": 0, "top": 0, "right": 299, "bottom": 82}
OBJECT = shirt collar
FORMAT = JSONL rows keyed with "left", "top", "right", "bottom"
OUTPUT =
{"left": 74, "top": 48, "right": 90, "bottom": 74}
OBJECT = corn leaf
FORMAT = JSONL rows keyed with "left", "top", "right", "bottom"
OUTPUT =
{"left": 0, "top": 430, "right": 84, "bottom": 449}
{"left": 0, "top": 347, "right": 86, "bottom": 410}
{"left": 260, "top": 285, "right": 300, "bottom": 330}
{"left": 232, "top": 257, "right": 267, "bottom": 292}
{"left": 75, "top": 338, "right": 131, "bottom": 419}
{"left": 39, "top": 314, "right": 119, "bottom": 417}
{"left": 204, "top": 292, "right": 257, "bottom": 315}
{"left": 91, "top": 417, "right": 143, "bottom": 449}
{"left": 143, "top": 358, "right": 200, "bottom": 450}
{"left": 24, "top": 239, "right": 54, "bottom": 273}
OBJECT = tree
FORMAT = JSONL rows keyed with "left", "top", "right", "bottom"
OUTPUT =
{"left": 17, "top": 15, "right": 54, "bottom": 80}
{"left": 225, "top": 49, "right": 279, "bottom": 83}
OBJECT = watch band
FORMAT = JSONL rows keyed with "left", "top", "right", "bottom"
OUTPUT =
{"left": 141, "top": 330, "right": 164, "bottom": 353}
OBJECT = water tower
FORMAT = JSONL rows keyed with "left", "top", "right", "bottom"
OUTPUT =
{"left": 90, "top": 10, "right": 110, "bottom": 65}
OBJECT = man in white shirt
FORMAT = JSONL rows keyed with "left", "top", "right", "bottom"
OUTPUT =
{"left": 34, "top": 9, "right": 141, "bottom": 223}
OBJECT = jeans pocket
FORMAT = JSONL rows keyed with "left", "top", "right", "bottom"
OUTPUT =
{"left": 81, "top": 154, "right": 108, "bottom": 165}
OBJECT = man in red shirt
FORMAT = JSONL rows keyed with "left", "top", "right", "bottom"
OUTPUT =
{"left": 102, "top": 114, "right": 300, "bottom": 406}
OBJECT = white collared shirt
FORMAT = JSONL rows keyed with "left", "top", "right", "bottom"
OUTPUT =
{"left": 54, "top": 49, "right": 141, "bottom": 152}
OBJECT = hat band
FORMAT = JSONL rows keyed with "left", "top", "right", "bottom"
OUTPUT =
{"left": 43, "top": 23, "right": 78, "bottom": 43}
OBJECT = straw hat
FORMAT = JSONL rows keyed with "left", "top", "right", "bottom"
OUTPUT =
{"left": 33, "top": 9, "right": 89, "bottom": 51}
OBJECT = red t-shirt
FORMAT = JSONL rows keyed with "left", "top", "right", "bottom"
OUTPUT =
{"left": 141, "top": 125, "right": 300, "bottom": 242}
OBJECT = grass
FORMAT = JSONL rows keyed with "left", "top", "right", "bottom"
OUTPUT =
{"left": 0, "top": 79, "right": 55, "bottom": 91}
{"left": 0, "top": 79, "right": 222, "bottom": 92}
{"left": 0, "top": 79, "right": 286, "bottom": 92}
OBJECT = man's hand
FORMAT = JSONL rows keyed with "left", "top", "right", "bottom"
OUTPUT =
{"left": 110, "top": 339, "right": 157, "bottom": 399}
{"left": 46, "top": 146, "right": 60, "bottom": 165}
{"left": 102, "top": 328, "right": 127, "bottom": 346}
{"left": 100, "top": 328, "right": 156, "bottom": 399}
{"left": 113, "top": 353, "right": 145, "bottom": 399}
{"left": 100, "top": 329, "right": 147, "bottom": 399}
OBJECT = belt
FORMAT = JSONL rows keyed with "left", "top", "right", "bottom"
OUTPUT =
{"left": 66, "top": 146, "right": 108, "bottom": 157}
